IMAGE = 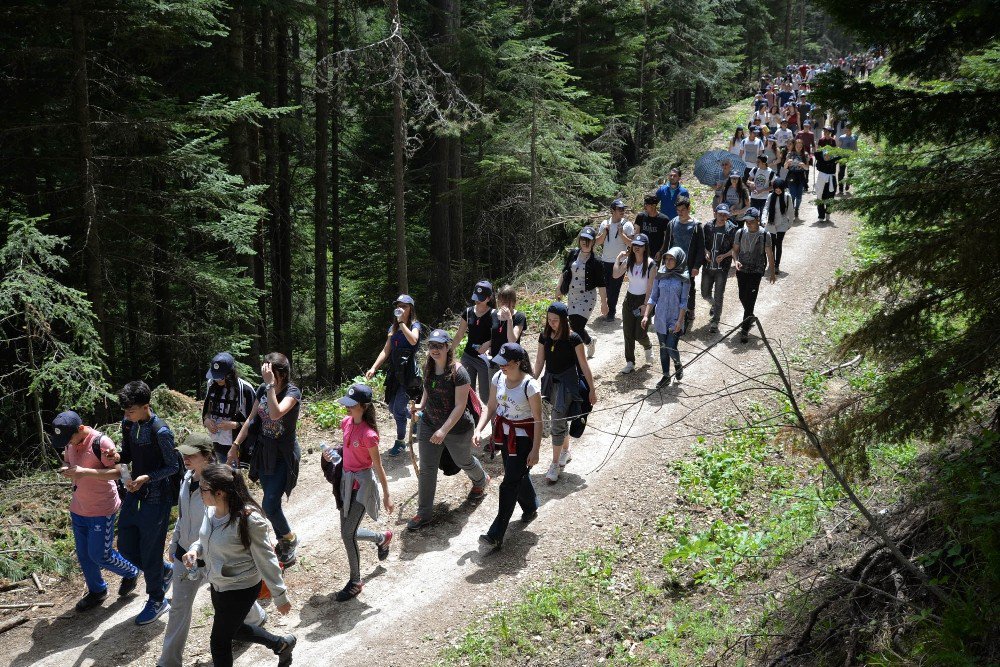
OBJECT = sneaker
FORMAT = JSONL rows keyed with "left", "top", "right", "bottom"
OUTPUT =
{"left": 521, "top": 509, "right": 539, "bottom": 524}
{"left": 620, "top": 362, "right": 635, "bottom": 374}
{"left": 644, "top": 347, "right": 653, "bottom": 364}
{"left": 161, "top": 562, "right": 173, "bottom": 596}
{"left": 655, "top": 375, "right": 671, "bottom": 389}
{"left": 740, "top": 331, "right": 749, "bottom": 344}
{"left": 75, "top": 589, "right": 108, "bottom": 612}
{"left": 135, "top": 597, "right": 170, "bottom": 625}
{"left": 675, "top": 366, "right": 684, "bottom": 382}
{"left": 478, "top": 534, "right": 502, "bottom": 552}
{"left": 709, "top": 323, "right": 719, "bottom": 334}
{"left": 605, "top": 313, "right": 616, "bottom": 322}
{"left": 817, "top": 216, "right": 825, "bottom": 223}
{"left": 377, "top": 530, "right": 393, "bottom": 561}
{"left": 388, "top": 440, "right": 406, "bottom": 457}
{"left": 709, "top": 307, "right": 715, "bottom": 318}
{"left": 276, "top": 634, "right": 297, "bottom": 667}
{"left": 255, "top": 609, "right": 268, "bottom": 628}
{"left": 544, "top": 463, "right": 559, "bottom": 484}
{"left": 118, "top": 575, "right": 138, "bottom": 598}
{"left": 558, "top": 449, "right": 572, "bottom": 467}
{"left": 586, "top": 339, "right": 596, "bottom": 358}
{"left": 406, "top": 515, "right": 431, "bottom": 531}
{"left": 278, "top": 535, "right": 299, "bottom": 568}
{"left": 468, "top": 475, "right": 491, "bottom": 501}
{"left": 335, "top": 581, "right": 363, "bottom": 602}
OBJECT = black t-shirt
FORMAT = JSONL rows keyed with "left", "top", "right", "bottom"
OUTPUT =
{"left": 490, "top": 310, "right": 527, "bottom": 357}
{"left": 538, "top": 332, "right": 584, "bottom": 375}
{"left": 462, "top": 306, "right": 494, "bottom": 357}
{"left": 253, "top": 383, "right": 302, "bottom": 446}
{"left": 635, "top": 212, "right": 671, "bottom": 257}
{"left": 422, "top": 365, "right": 474, "bottom": 433}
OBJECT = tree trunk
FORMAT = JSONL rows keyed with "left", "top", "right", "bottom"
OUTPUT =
{"left": 314, "top": 0, "right": 329, "bottom": 386}
{"left": 246, "top": 6, "right": 267, "bottom": 359}
{"left": 529, "top": 95, "right": 538, "bottom": 212}
{"left": 430, "top": 135, "right": 451, "bottom": 311}
{"left": 798, "top": 0, "right": 805, "bottom": 63}
{"left": 273, "top": 17, "right": 293, "bottom": 357}
{"left": 389, "top": 0, "right": 408, "bottom": 293}
{"left": 447, "top": 0, "right": 464, "bottom": 285}
{"left": 330, "top": 0, "right": 343, "bottom": 381}
{"left": 635, "top": 0, "right": 650, "bottom": 158}
{"left": 70, "top": 0, "right": 108, "bottom": 365}
{"left": 784, "top": 0, "right": 793, "bottom": 54}
{"left": 262, "top": 8, "right": 278, "bottom": 353}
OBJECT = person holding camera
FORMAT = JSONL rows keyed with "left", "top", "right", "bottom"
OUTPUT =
{"left": 366, "top": 294, "right": 422, "bottom": 457}
{"left": 452, "top": 280, "right": 497, "bottom": 404}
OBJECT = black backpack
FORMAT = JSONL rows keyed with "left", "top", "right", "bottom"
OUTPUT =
{"left": 123, "top": 416, "right": 183, "bottom": 505}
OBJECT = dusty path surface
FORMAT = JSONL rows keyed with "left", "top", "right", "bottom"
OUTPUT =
{"left": 1, "top": 186, "right": 856, "bottom": 667}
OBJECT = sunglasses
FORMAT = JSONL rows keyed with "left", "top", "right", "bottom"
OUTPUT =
{"left": 428, "top": 342, "right": 448, "bottom": 350}
{"left": 199, "top": 487, "right": 213, "bottom": 495}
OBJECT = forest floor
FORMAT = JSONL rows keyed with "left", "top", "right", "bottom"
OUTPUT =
{"left": 0, "top": 107, "right": 861, "bottom": 667}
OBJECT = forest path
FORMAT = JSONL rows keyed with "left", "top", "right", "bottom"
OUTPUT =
{"left": 3, "top": 184, "right": 856, "bottom": 667}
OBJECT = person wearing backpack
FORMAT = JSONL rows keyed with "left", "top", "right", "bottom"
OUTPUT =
{"left": 664, "top": 195, "right": 705, "bottom": 327}
{"left": 473, "top": 343, "right": 543, "bottom": 551}
{"left": 52, "top": 410, "right": 140, "bottom": 613}
{"left": 116, "top": 380, "right": 180, "bottom": 625}
{"left": 748, "top": 154, "right": 775, "bottom": 212}
{"left": 203, "top": 352, "right": 257, "bottom": 463}
{"left": 612, "top": 233, "right": 656, "bottom": 373}
{"left": 643, "top": 248, "right": 691, "bottom": 388}
{"left": 732, "top": 208, "right": 777, "bottom": 344}
{"left": 407, "top": 329, "right": 489, "bottom": 531}
{"left": 701, "top": 204, "right": 738, "bottom": 334}
{"left": 762, "top": 179, "right": 794, "bottom": 274}
{"left": 157, "top": 435, "right": 266, "bottom": 667}
{"left": 558, "top": 227, "right": 608, "bottom": 359}
{"left": 365, "top": 294, "right": 423, "bottom": 457}
{"left": 451, "top": 280, "right": 496, "bottom": 404}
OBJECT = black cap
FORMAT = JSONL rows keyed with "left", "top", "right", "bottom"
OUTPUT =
{"left": 746, "top": 207, "right": 761, "bottom": 219}
{"left": 427, "top": 328, "right": 452, "bottom": 344}
{"left": 493, "top": 343, "right": 527, "bottom": 366}
{"left": 579, "top": 226, "right": 597, "bottom": 240}
{"left": 611, "top": 198, "right": 625, "bottom": 209}
{"left": 209, "top": 352, "right": 235, "bottom": 381}
{"left": 51, "top": 410, "right": 83, "bottom": 449}
{"left": 632, "top": 233, "right": 649, "bottom": 246}
{"left": 471, "top": 280, "right": 493, "bottom": 302}
{"left": 337, "top": 383, "right": 374, "bottom": 407}
{"left": 547, "top": 301, "right": 569, "bottom": 317}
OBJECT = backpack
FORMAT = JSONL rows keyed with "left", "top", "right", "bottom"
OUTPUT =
{"left": 466, "top": 383, "right": 483, "bottom": 424}
{"left": 124, "top": 416, "right": 184, "bottom": 505}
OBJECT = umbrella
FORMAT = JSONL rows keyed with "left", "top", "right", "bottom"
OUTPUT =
{"left": 694, "top": 150, "right": 746, "bottom": 187}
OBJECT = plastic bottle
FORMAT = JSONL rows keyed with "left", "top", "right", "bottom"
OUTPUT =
{"left": 320, "top": 441, "right": 341, "bottom": 466}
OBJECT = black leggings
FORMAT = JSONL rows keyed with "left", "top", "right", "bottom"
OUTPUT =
{"left": 736, "top": 272, "right": 764, "bottom": 333}
{"left": 568, "top": 314, "right": 591, "bottom": 344}
{"left": 209, "top": 581, "right": 284, "bottom": 667}
{"left": 773, "top": 232, "right": 786, "bottom": 270}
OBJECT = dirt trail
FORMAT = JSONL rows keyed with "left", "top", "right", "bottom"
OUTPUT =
{"left": 2, "top": 179, "right": 856, "bottom": 667}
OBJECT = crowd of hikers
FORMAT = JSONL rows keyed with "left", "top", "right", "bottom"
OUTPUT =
{"left": 47, "top": 54, "right": 873, "bottom": 666}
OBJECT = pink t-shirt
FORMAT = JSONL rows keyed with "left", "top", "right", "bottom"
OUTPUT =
{"left": 340, "top": 416, "right": 378, "bottom": 473}
{"left": 65, "top": 428, "right": 121, "bottom": 517}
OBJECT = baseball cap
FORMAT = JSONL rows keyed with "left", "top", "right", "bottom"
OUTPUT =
{"left": 746, "top": 207, "right": 761, "bottom": 219}
{"left": 547, "top": 301, "right": 569, "bottom": 317}
{"left": 493, "top": 343, "right": 526, "bottom": 366}
{"left": 715, "top": 203, "right": 732, "bottom": 216}
{"left": 177, "top": 432, "right": 214, "bottom": 457}
{"left": 611, "top": 198, "right": 625, "bottom": 209}
{"left": 337, "top": 383, "right": 374, "bottom": 407}
{"left": 579, "top": 226, "right": 597, "bottom": 241}
{"left": 51, "top": 410, "right": 83, "bottom": 449}
{"left": 208, "top": 352, "right": 235, "bottom": 381}
{"left": 427, "top": 328, "right": 452, "bottom": 344}
{"left": 632, "top": 233, "right": 649, "bottom": 247}
{"left": 729, "top": 170, "right": 742, "bottom": 179}
{"left": 395, "top": 294, "right": 415, "bottom": 305}
{"left": 471, "top": 280, "right": 493, "bottom": 302}
{"left": 803, "top": 120, "right": 812, "bottom": 127}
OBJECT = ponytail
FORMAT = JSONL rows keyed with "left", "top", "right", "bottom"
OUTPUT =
{"left": 201, "top": 463, "right": 265, "bottom": 550}
{"left": 361, "top": 403, "right": 379, "bottom": 434}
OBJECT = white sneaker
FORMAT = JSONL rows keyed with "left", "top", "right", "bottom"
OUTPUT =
{"left": 558, "top": 449, "right": 572, "bottom": 467}
{"left": 544, "top": 463, "right": 559, "bottom": 483}
{"left": 620, "top": 362, "right": 635, "bottom": 374}
{"left": 644, "top": 347, "right": 653, "bottom": 364}
{"left": 586, "top": 339, "right": 596, "bottom": 358}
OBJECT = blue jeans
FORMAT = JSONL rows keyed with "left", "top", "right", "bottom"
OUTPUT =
{"left": 657, "top": 331, "right": 681, "bottom": 376}
{"left": 389, "top": 385, "right": 410, "bottom": 442}
{"left": 260, "top": 455, "right": 291, "bottom": 538}
{"left": 117, "top": 496, "right": 172, "bottom": 600}
{"left": 71, "top": 512, "right": 138, "bottom": 594}
{"left": 788, "top": 181, "right": 804, "bottom": 211}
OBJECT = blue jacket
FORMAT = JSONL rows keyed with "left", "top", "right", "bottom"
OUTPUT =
{"left": 656, "top": 184, "right": 690, "bottom": 220}
{"left": 120, "top": 413, "right": 178, "bottom": 505}
{"left": 648, "top": 271, "right": 690, "bottom": 336}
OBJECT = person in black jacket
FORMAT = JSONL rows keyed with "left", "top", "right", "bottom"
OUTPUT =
{"left": 664, "top": 196, "right": 706, "bottom": 326}
{"left": 557, "top": 226, "right": 608, "bottom": 359}
{"left": 203, "top": 352, "right": 257, "bottom": 463}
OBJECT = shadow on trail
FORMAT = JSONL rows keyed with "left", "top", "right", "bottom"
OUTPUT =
{"left": 396, "top": 497, "right": 485, "bottom": 561}
{"left": 298, "top": 588, "right": 380, "bottom": 643}
{"left": 458, "top": 528, "right": 541, "bottom": 584}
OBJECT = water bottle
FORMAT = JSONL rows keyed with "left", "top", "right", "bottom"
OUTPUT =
{"left": 119, "top": 463, "right": 132, "bottom": 485}
{"left": 394, "top": 307, "right": 404, "bottom": 319}
{"left": 183, "top": 564, "right": 204, "bottom": 581}
{"left": 320, "top": 441, "right": 341, "bottom": 466}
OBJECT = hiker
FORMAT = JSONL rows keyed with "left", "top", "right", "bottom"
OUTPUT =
{"left": 116, "top": 380, "right": 178, "bottom": 625}
{"left": 473, "top": 343, "right": 543, "bottom": 551}
{"left": 407, "top": 329, "right": 489, "bottom": 531}
{"left": 228, "top": 353, "right": 302, "bottom": 567}
{"left": 53, "top": 410, "right": 139, "bottom": 613}
{"left": 557, "top": 226, "right": 608, "bottom": 359}
{"left": 533, "top": 301, "right": 598, "bottom": 484}
{"left": 451, "top": 280, "right": 497, "bottom": 404}
{"left": 202, "top": 352, "right": 256, "bottom": 463}
{"left": 664, "top": 195, "right": 705, "bottom": 327}
{"left": 740, "top": 128, "right": 765, "bottom": 177}
{"left": 773, "top": 118, "right": 794, "bottom": 150}
{"left": 182, "top": 464, "right": 295, "bottom": 667}
{"left": 327, "top": 384, "right": 393, "bottom": 601}
{"left": 489, "top": 284, "right": 527, "bottom": 358}
{"left": 728, "top": 127, "right": 746, "bottom": 156}
{"left": 612, "top": 233, "right": 656, "bottom": 373}
{"left": 815, "top": 126, "right": 840, "bottom": 223}
{"left": 796, "top": 120, "right": 815, "bottom": 184}
{"left": 635, "top": 192, "right": 671, "bottom": 262}
{"left": 712, "top": 156, "right": 735, "bottom": 208}
{"left": 365, "top": 294, "right": 423, "bottom": 457}
{"left": 748, "top": 153, "right": 775, "bottom": 212}
{"left": 701, "top": 204, "right": 738, "bottom": 334}
{"left": 785, "top": 138, "right": 809, "bottom": 219}
{"left": 157, "top": 436, "right": 265, "bottom": 667}
{"left": 762, "top": 178, "right": 794, "bottom": 274}
{"left": 656, "top": 167, "right": 690, "bottom": 222}
{"left": 595, "top": 198, "right": 636, "bottom": 321}
{"left": 732, "top": 208, "right": 777, "bottom": 344}
{"left": 643, "top": 247, "right": 690, "bottom": 389}
{"left": 720, "top": 171, "right": 751, "bottom": 225}
{"left": 836, "top": 122, "right": 858, "bottom": 193}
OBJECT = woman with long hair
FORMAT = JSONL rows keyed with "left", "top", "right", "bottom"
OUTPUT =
{"left": 557, "top": 227, "right": 608, "bottom": 359}
{"left": 407, "top": 329, "right": 489, "bottom": 531}
{"left": 229, "top": 353, "right": 301, "bottom": 567}
{"left": 766, "top": 104, "right": 781, "bottom": 134}
{"left": 451, "top": 280, "right": 496, "bottom": 403}
{"left": 473, "top": 343, "right": 543, "bottom": 551}
{"left": 182, "top": 464, "right": 295, "bottom": 667}
{"left": 327, "top": 384, "right": 393, "bottom": 601}
{"left": 489, "top": 285, "right": 527, "bottom": 360}
{"left": 533, "top": 302, "right": 598, "bottom": 484}
{"left": 202, "top": 352, "right": 256, "bottom": 463}
{"left": 158, "top": 437, "right": 265, "bottom": 667}
{"left": 728, "top": 126, "right": 746, "bottom": 156}
{"left": 785, "top": 138, "right": 809, "bottom": 219}
{"left": 763, "top": 178, "right": 794, "bottom": 274}
{"left": 613, "top": 233, "right": 656, "bottom": 373}
{"left": 643, "top": 247, "right": 690, "bottom": 389}
{"left": 720, "top": 171, "right": 750, "bottom": 224}
{"left": 366, "top": 294, "right": 422, "bottom": 457}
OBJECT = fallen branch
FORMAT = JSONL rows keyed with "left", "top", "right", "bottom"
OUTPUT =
{"left": 0, "top": 602, "right": 54, "bottom": 609}
{"left": 819, "top": 354, "right": 863, "bottom": 377}
{"left": 0, "top": 616, "right": 28, "bottom": 634}
{"left": 0, "top": 583, "right": 26, "bottom": 593}
{"left": 31, "top": 572, "right": 45, "bottom": 593}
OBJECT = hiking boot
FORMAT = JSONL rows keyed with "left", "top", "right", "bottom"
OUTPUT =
{"left": 521, "top": 508, "right": 539, "bottom": 524}
{"left": 119, "top": 574, "right": 138, "bottom": 598}
{"left": 276, "top": 634, "right": 297, "bottom": 667}
{"left": 278, "top": 535, "right": 299, "bottom": 568}
{"left": 75, "top": 589, "right": 108, "bottom": 612}
{"left": 544, "top": 463, "right": 559, "bottom": 484}
{"left": 620, "top": 362, "right": 635, "bottom": 374}
{"left": 740, "top": 331, "right": 749, "bottom": 344}
{"left": 377, "top": 530, "right": 393, "bottom": 561}
{"left": 709, "top": 323, "right": 719, "bottom": 334}
{"left": 478, "top": 534, "right": 502, "bottom": 553}
{"left": 468, "top": 475, "right": 491, "bottom": 501}
{"left": 387, "top": 440, "right": 406, "bottom": 457}
{"left": 135, "top": 597, "right": 170, "bottom": 625}
{"left": 335, "top": 581, "right": 363, "bottom": 602}
{"left": 644, "top": 347, "right": 653, "bottom": 364}
{"left": 655, "top": 375, "right": 671, "bottom": 389}
{"left": 586, "top": 338, "right": 596, "bottom": 359}
{"left": 675, "top": 366, "right": 684, "bottom": 382}
{"left": 407, "top": 515, "right": 431, "bottom": 531}
{"left": 558, "top": 449, "right": 572, "bottom": 467}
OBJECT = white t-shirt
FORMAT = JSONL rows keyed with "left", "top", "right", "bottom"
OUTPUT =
{"left": 773, "top": 127, "right": 793, "bottom": 148}
{"left": 598, "top": 217, "right": 635, "bottom": 261}
{"left": 742, "top": 138, "right": 763, "bottom": 163}
{"left": 626, "top": 260, "right": 653, "bottom": 295}
{"left": 750, "top": 167, "right": 774, "bottom": 197}
{"left": 491, "top": 371, "right": 541, "bottom": 437}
